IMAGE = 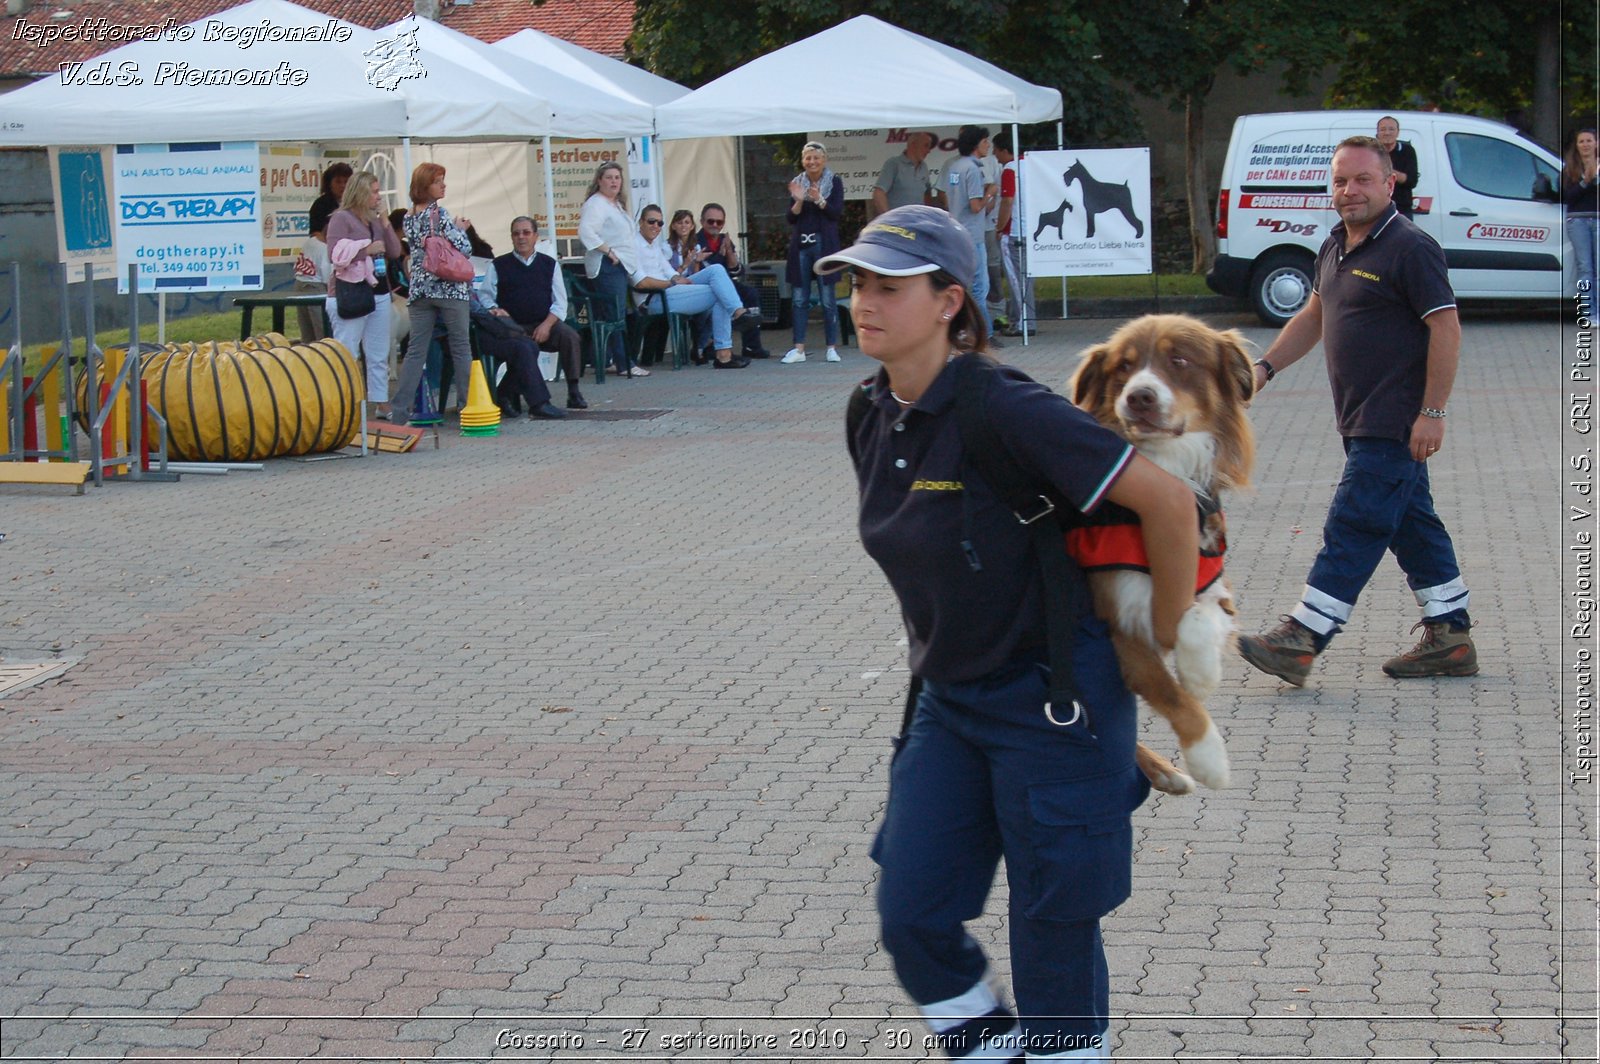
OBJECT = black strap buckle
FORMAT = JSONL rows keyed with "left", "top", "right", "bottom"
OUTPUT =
{"left": 1013, "top": 495, "right": 1056, "bottom": 525}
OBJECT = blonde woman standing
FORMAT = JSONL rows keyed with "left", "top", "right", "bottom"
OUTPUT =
{"left": 781, "top": 141, "right": 844, "bottom": 364}
{"left": 577, "top": 160, "right": 649, "bottom": 377}
{"left": 324, "top": 170, "right": 401, "bottom": 418}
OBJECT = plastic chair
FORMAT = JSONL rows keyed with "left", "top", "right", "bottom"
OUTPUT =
{"left": 632, "top": 289, "right": 696, "bottom": 369}
{"left": 564, "top": 271, "right": 627, "bottom": 383}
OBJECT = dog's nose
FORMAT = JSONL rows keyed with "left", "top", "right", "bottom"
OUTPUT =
{"left": 1125, "top": 387, "right": 1158, "bottom": 414}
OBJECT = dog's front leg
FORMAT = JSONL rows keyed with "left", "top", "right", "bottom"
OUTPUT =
{"left": 1173, "top": 592, "right": 1234, "bottom": 700}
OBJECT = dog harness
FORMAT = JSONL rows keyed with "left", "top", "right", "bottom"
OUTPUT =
{"left": 1064, "top": 493, "right": 1226, "bottom": 592}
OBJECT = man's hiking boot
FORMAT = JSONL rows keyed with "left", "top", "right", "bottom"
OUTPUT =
{"left": 1382, "top": 621, "right": 1479, "bottom": 678}
{"left": 1238, "top": 616, "right": 1320, "bottom": 686}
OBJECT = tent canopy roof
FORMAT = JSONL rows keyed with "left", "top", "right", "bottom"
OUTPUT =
{"left": 0, "top": 0, "right": 409, "bottom": 146}
{"left": 655, "top": 16, "right": 1061, "bottom": 140}
{"left": 492, "top": 29, "right": 689, "bottom": 109}
{"left": 382, "top": 18, "right": 657, "bottom": 137}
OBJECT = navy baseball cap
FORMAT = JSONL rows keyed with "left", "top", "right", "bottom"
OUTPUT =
{"left": 814, "top": 205, "right": 977, "bottom": 290}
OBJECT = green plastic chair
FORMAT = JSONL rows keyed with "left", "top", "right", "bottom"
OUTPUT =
{"left": 631, "top": 290, "right": 697, "bottom": 369}
{"left": 564, "top": 270, "right": 628, "bottom": 383}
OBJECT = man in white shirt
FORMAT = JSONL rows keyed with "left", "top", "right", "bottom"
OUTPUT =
{"left": 632, "top": 204, "right": 751, "bottom": 369}
{"left": 976, "top": 134, "right": 1006, "bottom": 335}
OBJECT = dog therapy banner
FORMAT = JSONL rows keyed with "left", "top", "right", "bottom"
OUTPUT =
{"left": 1022, "top": 148, "right": 1152, "bottom": 276}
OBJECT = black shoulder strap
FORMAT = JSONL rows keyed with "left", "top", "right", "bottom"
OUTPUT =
{"left": 951, "top": 354, "right": 1084, "bottom": 718}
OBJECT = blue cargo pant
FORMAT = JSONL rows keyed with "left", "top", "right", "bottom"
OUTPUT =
{"left": 1291, "top": 436, "right": 1469, "bottom": 641}
{"left": 873, "top": 619, "right": 1149, "bottom": 1060}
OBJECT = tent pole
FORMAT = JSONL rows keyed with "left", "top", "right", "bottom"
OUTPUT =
{"left": 541, "top": 136, "right": 557, "bottom": 246}
{"left": 651, "top": 135, "right": 666, "bottom": 223}
{"left": 402, "top": 137, "right": 412, "bottom": 181}
{"left": 1012, "top": 121, "right": 1027, "bottom": 347}
{"left": 1055, "top": 120, "right": 1066, "bottom": 321}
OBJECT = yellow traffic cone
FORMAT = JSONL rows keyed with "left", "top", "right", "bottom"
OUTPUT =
{"left": 460, "top": 359, "right": 501, "bottom": 436}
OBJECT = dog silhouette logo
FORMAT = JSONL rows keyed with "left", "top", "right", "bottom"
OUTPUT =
{"left": 1062, "top": 160, "right": 1144, "bottom": 239}
{"left": 1033, "top": 197, "right": 1074, "bottom": 241}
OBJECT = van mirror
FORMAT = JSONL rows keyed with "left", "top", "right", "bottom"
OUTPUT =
{"left": 1532, "top": 173, "right": 1559, "bottom": 202}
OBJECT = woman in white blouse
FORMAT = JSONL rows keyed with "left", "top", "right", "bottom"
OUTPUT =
{"left": 576, "top": 161, "right": 649, "bottom": 378}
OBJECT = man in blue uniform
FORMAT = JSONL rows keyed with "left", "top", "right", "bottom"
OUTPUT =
{"left": 1239, "top": 135, "right": 1476, "bottom": 685}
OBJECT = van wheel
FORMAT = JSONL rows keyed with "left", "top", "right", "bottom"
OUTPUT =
{"left": 1250, "top": 251, "right": 1315, "bottom": 327}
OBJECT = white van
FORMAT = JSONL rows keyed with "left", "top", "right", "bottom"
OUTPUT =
{"left": 1206, "top": 110, "right": 1567, "bottom": 325}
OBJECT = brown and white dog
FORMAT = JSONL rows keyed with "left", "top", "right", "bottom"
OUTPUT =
{"left": 1068, "top": 314, "right": 1257, "bottom": 794}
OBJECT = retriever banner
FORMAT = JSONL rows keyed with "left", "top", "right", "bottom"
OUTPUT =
{"left": 1022, "top": 148, "right": 1152, "bottom": 276}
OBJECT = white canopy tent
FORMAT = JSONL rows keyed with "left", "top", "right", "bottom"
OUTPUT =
{"left": 653, "top": 15, "right": 1062, "bottom": 139}
{"left": 378, "top": 17, "right": 656, "bottom": 139}
{"left": 0, "top": 0, "right": 409, "bottom": 146}
{"left": 493, "top": 29, "right": 690, "bottom": 109}
{"left": 655, "top": 16, "right": 1062, "bottom": 342}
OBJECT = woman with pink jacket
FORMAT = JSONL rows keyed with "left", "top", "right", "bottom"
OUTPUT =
{"left": 326, "top": 170, "right": 402, "bottom": 419}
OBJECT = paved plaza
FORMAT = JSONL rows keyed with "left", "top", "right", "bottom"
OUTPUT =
{"left": 0, "top": 309, "right": 1593, "bottom": 1062}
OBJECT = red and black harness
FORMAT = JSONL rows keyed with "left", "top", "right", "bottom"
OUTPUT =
{"left": 1063, "top": 492, "right": 1227, "bottom": 593}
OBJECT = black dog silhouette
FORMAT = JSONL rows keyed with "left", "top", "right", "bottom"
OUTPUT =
{"left": 1063, "top": 160, "right": 1144, "bottom": 239}
{"left": 1032, "top": 197, "right": 1074, "bottom": 241}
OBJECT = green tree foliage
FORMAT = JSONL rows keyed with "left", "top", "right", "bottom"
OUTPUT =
{"left": 1328, "top": 2, "right": 1595, "bottom": 125}
{"left": 1083, "top": 0, "right": 1348, "bottom": 269}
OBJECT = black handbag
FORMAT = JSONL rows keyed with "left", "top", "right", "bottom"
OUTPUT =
{"left": 335, "top": 277, "right": 377, "bottom": 319}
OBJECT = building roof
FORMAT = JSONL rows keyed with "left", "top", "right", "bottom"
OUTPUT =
{"left": 1, "top": 0, "right": 634, "bottom": 80}
{"left": 442, "top": 0, "right": 635, "bottom": 55}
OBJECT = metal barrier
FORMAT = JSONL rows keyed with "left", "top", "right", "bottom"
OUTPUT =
{"left": 1, "top": 261, "right": 175, "bottom": 488}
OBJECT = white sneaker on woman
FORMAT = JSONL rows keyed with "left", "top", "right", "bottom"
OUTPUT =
{"left": 780, "top": 349, "right": 807, "bottom": 364}
{"left": 825, "top": 347, "right": 842, "bottom": 362}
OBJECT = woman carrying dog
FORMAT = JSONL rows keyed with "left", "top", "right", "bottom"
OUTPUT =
{"left": 828, "top": 205, "right": 1198, "bottom": 1062}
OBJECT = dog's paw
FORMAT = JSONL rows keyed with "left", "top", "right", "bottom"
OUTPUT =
{"left": 1181, "top": 721, "right": 1230, "bottom": 789}
{"left": 1174, "top": 604, "right": 1227, "bottom": 698}
{"left": 1136, "top": 744, "right": 1195, "bottom": 795}
{"left": 1147, "top": 766, "right": 1195, "bottom": 796}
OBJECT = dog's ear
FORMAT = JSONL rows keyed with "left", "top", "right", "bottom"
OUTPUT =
{"left": 1216, "top": 329, "right": 1256, "bottom": 403}
{"left": 1069, "top": 344, "right": 1111, "bottom": 409}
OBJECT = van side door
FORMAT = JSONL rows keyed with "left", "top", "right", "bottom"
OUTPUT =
{"left": 1437, "top": 131, "right": 1565, "bottom": 297}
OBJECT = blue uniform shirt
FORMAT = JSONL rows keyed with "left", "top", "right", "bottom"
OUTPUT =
{"left": 848, "top": 359, "right": 1134, "bottom": 684}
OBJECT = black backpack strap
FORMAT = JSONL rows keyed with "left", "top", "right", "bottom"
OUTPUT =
{"left": 951, "top": 354, "right": 1086, "bottom": 721}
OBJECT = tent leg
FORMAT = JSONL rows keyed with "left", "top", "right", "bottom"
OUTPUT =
{"left": 401, "top": 137, "right": 412, "bottom": 181}
{"left": 542, "top": 136, "right": 557, "bottom": 243}
{"left": 1012, "top": 121, "right": 1027, "bottom": 347}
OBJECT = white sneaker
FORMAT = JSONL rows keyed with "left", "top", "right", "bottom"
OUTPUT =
{"left": 780, "top": 349, "right": 807, "bottom": 364}
{"left": 825, "top": 347, "right": 842, "bottom": 362}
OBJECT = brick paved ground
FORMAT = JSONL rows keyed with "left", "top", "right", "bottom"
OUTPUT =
{"left": 0, "top": 309, "right": 1592, "bottom": 1062}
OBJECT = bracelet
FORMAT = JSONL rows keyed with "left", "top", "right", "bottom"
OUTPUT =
{"left": 1420, "top": 407, "right": 1447, "bottom": 419}
{"left": 1254, "top": 359, "right": 1276, "bottom": 382}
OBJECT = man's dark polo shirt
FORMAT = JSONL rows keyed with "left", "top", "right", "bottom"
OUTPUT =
{"left": 847, "top": 359, "right": 1132, "bottom": 683}
{"left": 1314, "top": 205, "right": 1456, "bottom": 442}
{"left": 1388, "top": 140, "right": 1419, "bottom": 216}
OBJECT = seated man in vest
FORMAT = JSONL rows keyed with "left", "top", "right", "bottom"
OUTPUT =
{"left": 693, "top": 202, "right": 769, "bottom": 360}
{"left": 477, "top": 215, "right": 587, "bottom": 411}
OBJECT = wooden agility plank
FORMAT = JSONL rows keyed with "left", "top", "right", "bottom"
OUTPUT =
{"left": 350, "top": 420, "right": 422, "bottom": 453}
{"left": 0, "top": 461, "right": 92, "bottom": 494}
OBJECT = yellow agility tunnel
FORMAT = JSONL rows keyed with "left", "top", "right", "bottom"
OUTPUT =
{"left": 80, "top": 334, "right": 365, "bottom": 462}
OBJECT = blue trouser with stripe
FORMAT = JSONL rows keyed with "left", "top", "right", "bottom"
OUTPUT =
{"left": 1292, "top": 436, "right": 1469, "bottom": 640}
{"left": 873, "top": 619, "right": 1149, "bottom": 1059}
